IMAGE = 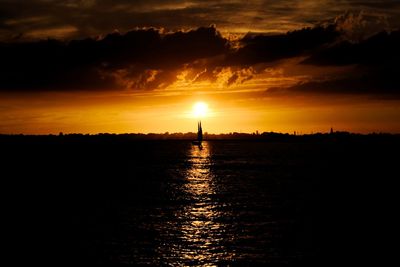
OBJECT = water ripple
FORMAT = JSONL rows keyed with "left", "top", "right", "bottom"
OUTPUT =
{"left": 157, "top": 142, "right": 235, "bottom": 266}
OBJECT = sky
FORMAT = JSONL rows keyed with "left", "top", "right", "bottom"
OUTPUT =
{"left": 1, "top": 0, "right": 400, "bottom": 134}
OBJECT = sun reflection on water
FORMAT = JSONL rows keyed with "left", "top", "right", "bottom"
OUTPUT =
{"left": 159, "top": 142, "right": 235, "bottom": 266}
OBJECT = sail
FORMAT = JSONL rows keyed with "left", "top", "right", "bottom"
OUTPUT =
{"left": 197, "top": 121, "right": 203, "bottom": 142}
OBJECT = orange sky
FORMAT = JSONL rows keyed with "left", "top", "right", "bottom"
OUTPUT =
{"left": 1, "top": 87, "right": 400, "bottom": 134}
{"left": 1, "top": 53, "right": 400, "bottom": 134}
{"left": 1, "top": 2, "right": 400, "bottom": 134}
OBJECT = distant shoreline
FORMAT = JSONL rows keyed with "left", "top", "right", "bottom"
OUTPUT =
{"left": 1, "top": 131, "right": 399, "bottom": 141}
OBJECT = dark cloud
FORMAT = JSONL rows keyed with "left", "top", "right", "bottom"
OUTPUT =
{"left": 0, "top": 26, "right": 228, "bottom": 91}
{"left": 1, "top": 21, "right": 399, "bottom": 96}
{"left": 268, "top": 72, "right": 400, "bottom": 97}
{"left": 267, "top": 28, "right": 400, "bottom": 97}
{"left": 227, "top": 25, "right": 340, "bottom": 66}
{"left": 303, "top": 30, "right": 400, "bottom": 66}
{"left": 268, "top": 29, "right": 400, "bottom": 95}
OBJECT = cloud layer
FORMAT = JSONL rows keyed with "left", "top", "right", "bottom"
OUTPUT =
{"left": 0, "top": 26, "right": 228, "bottom": 90}
{"left": 0, "top": 19, "right": 399, "bottom": 96}
{"left": 1, "top": 0, "right": 400, "bottom": 41}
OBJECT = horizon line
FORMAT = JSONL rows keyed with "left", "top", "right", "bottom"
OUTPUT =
{"left": 1, "top": 131, "right": 399, "bottom": 136}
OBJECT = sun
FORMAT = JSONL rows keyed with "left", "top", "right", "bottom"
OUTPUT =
{"left": 192, "top": 102, "right": 208, "bottom": 118}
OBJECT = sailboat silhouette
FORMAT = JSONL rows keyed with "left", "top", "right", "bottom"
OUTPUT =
{"left": 192, "top": 121, "right": 203, "bottom": 147}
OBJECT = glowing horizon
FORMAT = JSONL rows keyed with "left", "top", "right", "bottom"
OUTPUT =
{"left": 1, "top": 90, "right": 400, "bottom": 135}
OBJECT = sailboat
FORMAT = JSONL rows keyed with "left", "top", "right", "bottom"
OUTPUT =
{"left": 192, "top": 121, "right": 203, "bottom": 147}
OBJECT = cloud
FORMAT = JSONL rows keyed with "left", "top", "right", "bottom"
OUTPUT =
{"left": 303, "top": 29, "right": 400, "bottom": 66}
{"left": 0, "top": 20, "right": 399, "bottom": 96}
{"left": 319, "top": 10, "right": 393, "bottom": 42}
{"left": 0, "top": 26, "right": 228, "bottom": 91}
{"left": 226, "top": 25, "right": 340, "bottom": 66}
{"left": 268, "top": 72, "right": 400, "bottom": 97}
{"left": 267, "top": 29, "right": 400, "bottom": 95}
{"left": 1, "top": 0, "right": 400, "bottom": 41}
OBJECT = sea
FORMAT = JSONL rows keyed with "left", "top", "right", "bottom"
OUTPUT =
{"left": 1, "top": 137, "right": 398, "bottom": 265}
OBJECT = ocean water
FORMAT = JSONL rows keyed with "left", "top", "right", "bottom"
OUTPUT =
{"left": 2, "top": 138, "right": 398, "bottom": 265}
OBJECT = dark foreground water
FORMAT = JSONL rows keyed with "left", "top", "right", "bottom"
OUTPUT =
{"left": 1, "top": 137, "right": 399, "bottom": 265}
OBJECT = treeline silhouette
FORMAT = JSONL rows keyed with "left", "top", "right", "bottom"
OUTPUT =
{"left": 1, "top": 131, "right": 399, "bottom": 142}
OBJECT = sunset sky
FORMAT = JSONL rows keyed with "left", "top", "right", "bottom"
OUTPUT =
{"left": 1, "top": 0, "right": 400, "bottom": 134}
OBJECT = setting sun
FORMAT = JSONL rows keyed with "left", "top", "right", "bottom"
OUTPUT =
{"left": 192, "top": 102, "right": 208, "bottom": 118}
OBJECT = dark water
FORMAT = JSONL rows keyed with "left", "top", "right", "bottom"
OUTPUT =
{"left": 1, "top": 138, "right": 399, "bottom": 265}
